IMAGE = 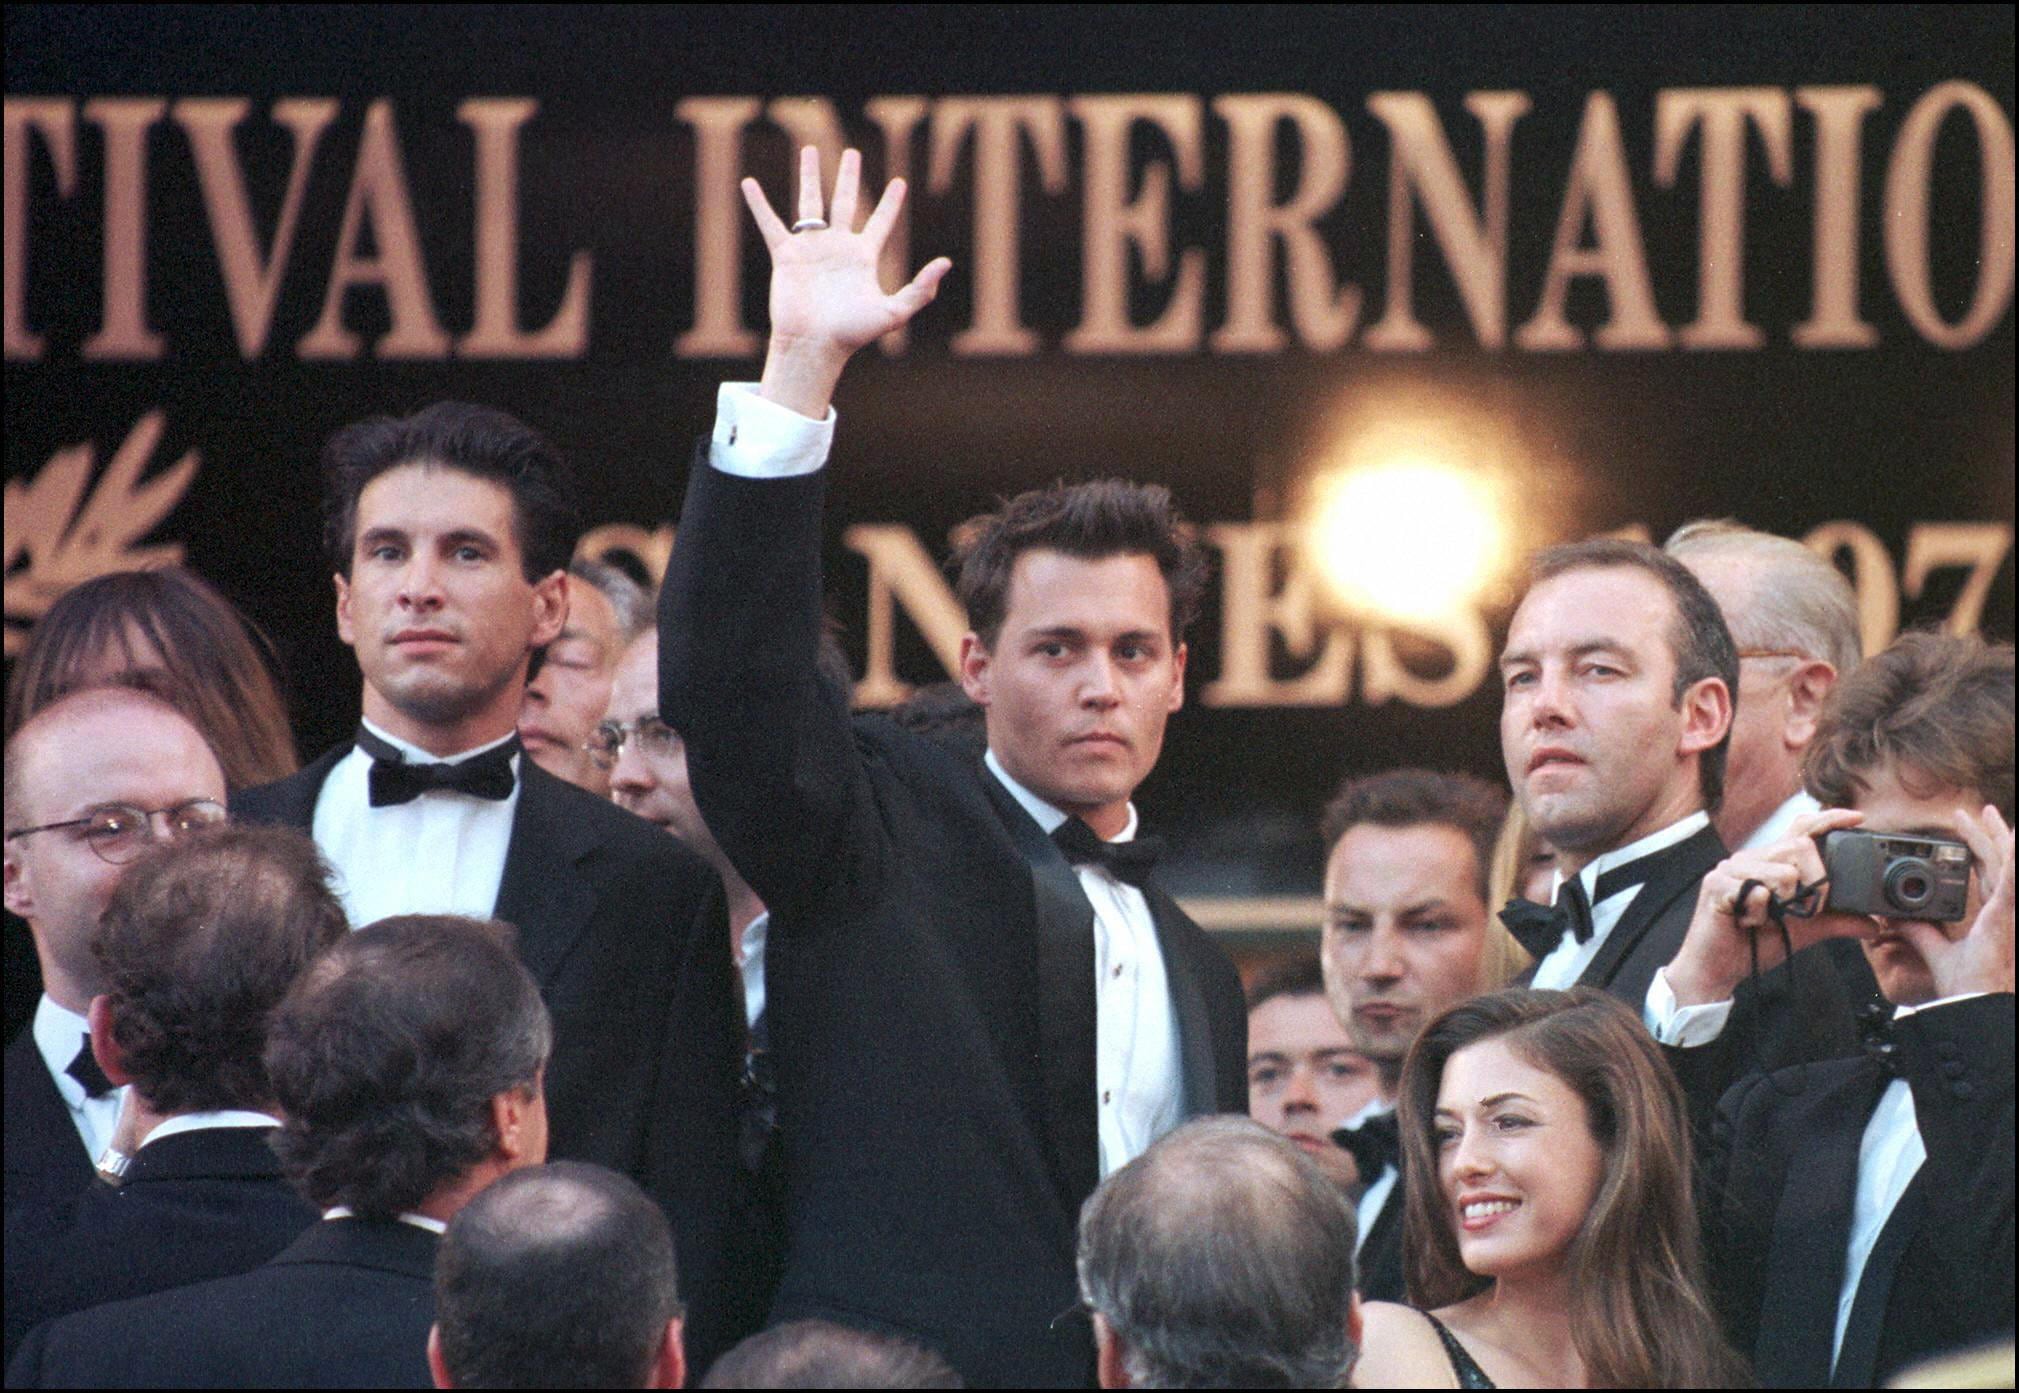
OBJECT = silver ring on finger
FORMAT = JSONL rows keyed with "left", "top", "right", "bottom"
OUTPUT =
{"left": 791, "top": 218, "right": 829, "bottom": 233}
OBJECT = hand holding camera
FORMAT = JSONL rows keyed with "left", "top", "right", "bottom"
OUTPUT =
{"left": 1891, "top": 804, "right": 2015, "bottom": 1000}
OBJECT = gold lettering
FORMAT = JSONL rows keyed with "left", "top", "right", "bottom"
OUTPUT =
{"left": 81, "top": 98, "right": 166, "bottom": 361}
{"left": 297, "top": 101, "right": 450, "bottom": 360}
{"left": 457, "top": 99, "right": 590, "bottom": 359}
{"left": 864, "top": 97, "right": 929, "bottom": 355}
{"left": 1803, "top": 521, "right": 1899, "bottom": 657}
{"left": 1363, "top": 91, "right": 1531, "bottom": 351}
{"left": 842, "top": 523, "right": 967, "bottom": 705}
{"left": 1654, "top": 88, "right": 1793, "bottom": 350}
{"left": 176, "top": 98, "right": 338, "bottom": 359}
{"left": 3, "top": 98, "right": 75, "bottom": 361}
{"left": 1212, "top": 94, "right": 1357, "bottom": 352}
{"left": 1064, "top": 94, "right": 1205, "bottom": 354}
{"left": 1360, "top": 616, "right": 1492, "bottom": 708}
{"left": 1200, "top": 523, "right": 1352, "bottom": 707}
{"left": 673, "top": 97, "right": 763, "bottom": 359}
{"left": 1901, "top": 522, "right": 2013, "bottom": 635}
{"left": 930, "top": 97, "right": 1068, "bottom": 356}
{"left": 1516, "top": 93, "right": 1669, "bottom": 351}
{"left": 1883, "top": 81, "right": 2016, "bottom": 350}
{"left": 1793, "top": 87, "right": 1883, "bottom": 348}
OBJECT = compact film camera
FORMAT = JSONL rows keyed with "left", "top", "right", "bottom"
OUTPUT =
{"left": 1819, "top": 829, "right": 1972, "bottom": 922}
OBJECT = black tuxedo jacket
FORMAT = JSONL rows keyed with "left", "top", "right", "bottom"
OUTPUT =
{"left": 1701, "top": 993, "right": 2014, "bottom": 1388}
{"left": 231, "top": 750, "right": 750, "bottom": 1369}
{"left": 2, "top": 1033, "right": 91, "bottom": 1214}
{"left": 1356, "top": 1179, "right": 1406, "bottom": 1302}
{"left": 6, "top": 1215, "right": 437, "bottom": 1388}
{"left": 661, "top": 454, "right": 1248, "bottom": 1388}
{"left": 3, "top": 1125, "right": 315, "bottom": 1364}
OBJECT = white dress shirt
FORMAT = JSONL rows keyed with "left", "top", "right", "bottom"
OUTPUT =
{"left": 1528, "top": 811, "right": 1710, "bottom": 990}
{"left": 1742, "top": 789, "right": 1822, "bottom": 851}
{"left": 32, "top": 993, "right": 122, "bottom": 1161}
{"left": 1644, "top": 982, "right": 1979, "bottom": 1374}
{"left": 739, "top": 910, "right": 770, "bottom": 1030}
{"left": 1341, "top": 1096, "right": 1399, "bottom": 1257}
{"left": 142, "top": 1110, "right": 282, "bottom": 1148}
{"left": 322, "top": 1205, "right": 448, "bottom": 1235}
{"left": 985, "top": 752, "right": 1183, "bottom": 1178}
{"left": 707, "top": 383, "right": 1186, "bottom": 1177}
{"left": 311, "top": 719, "right": 521, "bottom": 928}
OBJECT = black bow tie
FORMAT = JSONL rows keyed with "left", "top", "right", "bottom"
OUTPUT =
{"left": 67, "top": 1035, "right": 116, "bottom": 1099}
{"left": 1857, "top": 999, "right": 1902, "bottom": 1078}
{"left": 1050, "top": 818, "right": 1164, "bottom": 889}
{"left": 1333, "top": 1110, "right": 1400, "bottom": 1182}
{"left": 1498, "top": 843, "right": 1678, "bottom": 959}
{"left": 357, "top": 726, "right": 520, "bottom": 807}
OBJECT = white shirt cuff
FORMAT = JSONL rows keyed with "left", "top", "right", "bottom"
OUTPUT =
{"left": 709, "top": 382, "right": 835, "bottom": 478}
{"left": 1644, "top": 966, "right": 1735, "bottom": 1047}
{"left": 1892, "top": 991, "right": 1989, "bottom": 1021}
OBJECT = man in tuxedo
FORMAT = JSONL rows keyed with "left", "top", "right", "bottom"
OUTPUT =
{"left": 8, "top": 914, "right": 550, "bottom": 1388}
{"left": 1665, "top": 519, "right": 1863, "bottom": 851}
{"left": 1653, "top": 632, "right": 2013, "bottom": 1386}
{"left": 1315, "top": 769, "right": 1506, "bottom": 1301}
{"left": 4, "top": 824, "right": 341, "bottom": 1361}
{"left": 1244, "top": 955, "right": 1377, "bottom": 1190}
{"left": 429, "top": 1162, "right": 686, "bottom": 1391}
{"left": 3, "top": 687, "right": 227, "bottom": 1213}
{"left": 658, "top": 147, "right": 1246, "bottom": 1386}
{"left": 230, "top": 401, "right": 747, "bottom": 1369}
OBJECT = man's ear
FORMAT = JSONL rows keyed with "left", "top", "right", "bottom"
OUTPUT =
{"left": 87, "top": 994, "right": 134, "bottom": 1088}
{"left": 1677, "top": 676, "right": 1733, "bottom": 759}
{"left": 2, "top": 840, "right": 32, "bottom": 920}
{"left": 334, "top": 572, "right": 356, "bottom": 647}
{"left": 529, "top": 570, "right": 569, "bottom": 650}
{"left": 490, "top": 1084, "right": 536, "bottom": 1164}
{"left": 649, "top": 1315, "right": 686, "bottom": 1389}
{"left": 427, "top": 1324, "right": 454, "bottom": 1389}
{"left": 1093, "top": 1312, "right": 1130, "bottom": 1389}
{"left": 959, "top": 632, "right": 992, "bottom": 706}
{"left": 1167, "top": 641, "right": 1188, "bottom": 714}
{"left": 1346, "top": 1291, "right": 1364, "bottom": 1361}
{"left": 1784, "top": 660, "right": 1837, "bottom": 749}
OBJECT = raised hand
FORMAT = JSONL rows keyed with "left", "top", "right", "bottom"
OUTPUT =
{"left": 1900, "top": 804, "right": 2017, "bottom": 999}
{"left": 744, "top": 146, "right": 953, "bottom": 420}
{"left": 1665, "top": 806, "right": 1870, "bottom": 1006}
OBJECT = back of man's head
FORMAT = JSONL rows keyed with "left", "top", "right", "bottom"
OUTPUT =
{"left": 952, "top": 480, "right": 1208, "bottom": 649}
{"left": 93, "top": 824, "right": 345, "bottom": 1114}
{"left": 1664, "top": 519, "right": 1862, "bottom": 675}
{"left": 701, "top": 1321, "right": 963, "bottom": 1389}
{"left": 1077, "top": 1116, "right": 1361, "bottom": 1388}
{"left": 1806, "top": 631, "right": 2015, "bottom": 819}
{"left": 265, "top": 915, "right": 552, "bottom": 1219}
{"left": 432, "top": 1162, "right": 681, "bottom": 1390}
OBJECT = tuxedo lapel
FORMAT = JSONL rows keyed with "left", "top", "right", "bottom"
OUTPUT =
{"left": 491, "top": 764, "right": 599, "bottom": 986}
{"left": 1831, "top": 1166, "right": 1929, "bottom": 1388}
{"left": 1753, "top": 1061, "right": 1892, "bottom": 1388}
{"left": 228, "top": 745, "right": 346, "bottom": 830}
{"left": 1578, "top": 824, "right": 1723, "bottom": 990}
{"left": 1145, "top": 888, "right": 1216, "bottom": 1117}
{"left": 979, "top": 770, "right": 1101, "bottom": 1217}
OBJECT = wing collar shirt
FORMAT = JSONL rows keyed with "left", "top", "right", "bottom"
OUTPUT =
{"left": 1527, "top": 811, "right": 1710, "bottom": 990}
{"left": 311, "top": 719, "right": 521, "bottom": 928}
{"left": 705, "top": 382, "right": 1185, "bottom": 1177}
{"left": 33, "top": 993, "right": 121, "bottom": 1162}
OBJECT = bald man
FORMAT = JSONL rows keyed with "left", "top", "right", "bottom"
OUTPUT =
{"left": 3, "top": 687, "right": 227, "bottom": 1209}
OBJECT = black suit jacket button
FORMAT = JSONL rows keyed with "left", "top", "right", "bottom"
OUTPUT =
{"left": 1949, "top": 1080, "right": 1974, "bottom": 1099}
{"left": 1941, "top": 1059, "right": 1968, "bottom": 1079}
{"left": 1936, "top": 1042, "right": 1960, "bottom": 1059}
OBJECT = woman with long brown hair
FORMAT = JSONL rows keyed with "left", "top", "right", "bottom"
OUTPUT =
{"left": 5, "top": 566, "right": 298, "bottom": 788}
{"left": 1352, "top": 987, "right": 1747, "bottom": 1389}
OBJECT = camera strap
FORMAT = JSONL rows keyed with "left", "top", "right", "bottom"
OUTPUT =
{"left": 1736, "top": 875, "right": 1830, "bottom": 1095}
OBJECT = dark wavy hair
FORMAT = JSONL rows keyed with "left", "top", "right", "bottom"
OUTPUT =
{"left": 265, "top": 915, "right": 551, "bottom": 1219}
{"left": 952, "top": 480, "right": 1208, "bottom": 650}
{"left": 1526, "top": 539, "right": 1739, "bottom": 812}
{"left": 1398, "top": 988, "right": 1746, "bottom": 1389}
{"left": 93, "top": 824, "right": 346, "bottom": 1115}
{"left": 321, "top": 401, "right": 582, "bottom": 581}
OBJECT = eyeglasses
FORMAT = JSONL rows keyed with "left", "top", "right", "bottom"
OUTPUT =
{"left": 1737, "top": 648, "right": 1811, "bottom": 663}
{"left": 584, "top": 717, "right": 681, "bottom": 771}
{"left": 4, "top": 799, "right": 227, "bottom": 865}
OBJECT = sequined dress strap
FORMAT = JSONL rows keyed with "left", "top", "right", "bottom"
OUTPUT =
{"left": 1419, "top": 1310, "right": 1497, "bottom": 1390}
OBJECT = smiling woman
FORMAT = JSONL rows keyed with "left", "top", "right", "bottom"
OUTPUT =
{"left": 1351, "top": 988, "right": 1746, "bottom": 1389}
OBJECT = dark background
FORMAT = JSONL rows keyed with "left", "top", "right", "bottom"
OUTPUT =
{"left": 7, "top": 5, "right": 2013, "bottom": 916}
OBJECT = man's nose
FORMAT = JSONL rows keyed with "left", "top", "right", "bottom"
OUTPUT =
{"left": 1359, "top": 925, "right": 1407, "bottom": 982}
{"left": 1281, "top": 1062, "right": 1320, "bottom": 1115}
{"left": 1528, "top": 666, "right": 1573, "bottom": 727}
{"left": 1080, "top": 654, "right": 1122, "bottom": 706}
{"left": 398, "top": 554, "right": 446, "bottom": 610}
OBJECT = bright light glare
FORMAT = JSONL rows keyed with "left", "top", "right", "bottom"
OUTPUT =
{"left": 1307, "top": 458, "right": 1507, "bottom": 622}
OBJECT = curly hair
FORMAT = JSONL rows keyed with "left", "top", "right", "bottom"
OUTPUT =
{"left": 265, "top": 915, "right": 551, "bottom": 1219}
{"left": 93, "top": 824, "right": 346, "bottom": 1115}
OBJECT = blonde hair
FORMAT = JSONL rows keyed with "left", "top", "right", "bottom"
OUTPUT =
{"left": 1481, "top": 804, "right": 1542, "bottom": 986}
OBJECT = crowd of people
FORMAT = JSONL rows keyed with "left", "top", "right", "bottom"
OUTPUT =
{"left": 2, "top": 147, "right": 2012, "bottom": 1389}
